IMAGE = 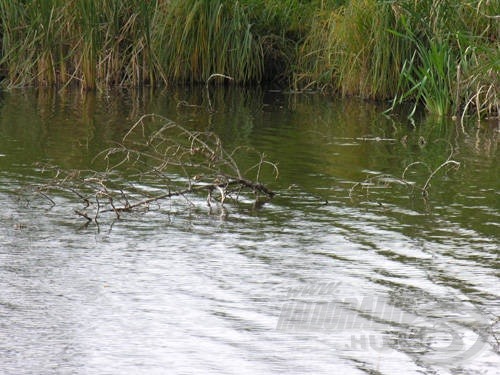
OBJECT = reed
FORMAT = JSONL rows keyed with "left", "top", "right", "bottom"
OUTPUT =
{"left": 0, "top": 0, "right": 497, "bottom": 119}
{"left": 296, "top": 0, "right": 410, "bottom": 98}
{"left": 0, "top": 0, "right": 64, "bottom": 86}
{"left": 387, "top": 0, "right": 499, "bottom": 118}
{"left": 387, "top": 19, "right": 456, "bottom": 117}
{"left": 296, "top": 0, "right": 497, "bottom": 118}
{"left": 155, "top": 0, "right": 263, "bottom": 84}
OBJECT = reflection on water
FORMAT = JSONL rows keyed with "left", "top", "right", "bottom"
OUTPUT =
{"left": 0, "top": 88, "right": 498, "bottom": 374}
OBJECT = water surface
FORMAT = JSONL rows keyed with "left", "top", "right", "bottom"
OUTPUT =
{"left": 0, "top": 88, "right": 498, "bottom": 374}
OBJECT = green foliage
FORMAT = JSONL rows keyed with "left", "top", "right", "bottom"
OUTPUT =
{"left": 0, "top": 0, "right": 166, "bottom": 89}
{"left": 387, "top": 19, "right": 456, "bottom": 117}
{"left": 385, "top": 0, "right": 499, "bottom": 118}
{"left": 296, "top": 0, "right": 498, "bottom": 118}
{"left": 156, "top": 0, "right": 263, "bottom": 84}
{"left": 296, "top": 0, "right": 408, "bottom": 98}
{"left": 0, "top": 0, "right": 497, "bottom": 119}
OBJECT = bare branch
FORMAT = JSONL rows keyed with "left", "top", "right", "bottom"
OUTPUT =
{"left": 28, "top": 115, "right": 277, "bottom": 223}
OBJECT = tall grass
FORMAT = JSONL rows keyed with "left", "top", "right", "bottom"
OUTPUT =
{"left": 295, "top": 0, "right": 498, "bottom": 119}
{"left": 384, "top": 0, "right": 499, "bottom": 118}
{"left": 0, "top": 0, "right": 294, "bottom": 88}
{"left": 0, "top": 0, "right": 167, "bottom": 89}
{"left": 0, "top": 0, "right": 66, "bottom": 86}
{"left": 296, "top": 0, "right": 409, "bottom": 98}
{"left": 0, "top": 0, "right": 497, "bottom": 120}
{"left": 387, "top": 19, "right": 456, "bottom": 117}
{"left": 156, "top": 0, "right": 263, "bottom": 84}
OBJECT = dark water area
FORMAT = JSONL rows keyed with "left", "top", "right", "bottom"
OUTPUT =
{"left": 0, "top": 88, "right": 498, "bottom": 374}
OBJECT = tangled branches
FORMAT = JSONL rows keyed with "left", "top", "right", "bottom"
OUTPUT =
{"left": 28, "top": 114, "right": 278, "bottom": 223}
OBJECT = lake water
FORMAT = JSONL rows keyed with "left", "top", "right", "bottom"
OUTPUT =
{"left": 0, "top": 88, "right": 498, "bottom": 374}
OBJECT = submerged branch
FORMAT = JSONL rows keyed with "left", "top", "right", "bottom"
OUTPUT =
{"left": 350, "top": 139, "right": 460, "bottom": 204}
{"left": 28, "top": 115, "right": 277, "bottom": 223}
{"left": 99, "top": 177, "right": 275, "bottom": 214}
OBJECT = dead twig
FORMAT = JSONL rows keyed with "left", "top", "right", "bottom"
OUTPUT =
{"left": 350, "top": 139, "right": 460, "bottom": 204}
{"left": 28, "top": 115, "right": 277, "bottom": 223}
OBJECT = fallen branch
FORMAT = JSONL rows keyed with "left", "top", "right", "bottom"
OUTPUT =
{"left": 27, "top": 114, "right": 278, "bottom": 223}
{"left": 99, "top": 177, "right": 275, "bottom": 214}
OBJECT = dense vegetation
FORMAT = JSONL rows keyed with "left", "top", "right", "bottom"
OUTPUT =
{"left": 0, "top": 0, "right": 498, "bottom": 118}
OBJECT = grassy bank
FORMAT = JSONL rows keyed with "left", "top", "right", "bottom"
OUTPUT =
{"left": 0, "top": 0, "right": 497, "bottom": 119}
{"left": 297, "top": 0, "right": 498, "bottom": 119}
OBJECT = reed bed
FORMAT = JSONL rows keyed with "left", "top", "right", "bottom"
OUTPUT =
{"left": 296, "top": 0, "right": 498, "bottom": 119}
{"left": 0, "top": 0, "right": 166, "bottom": 88}
{"left": 0, "top": 0, "right": 497, "bottom": 119}
{"left": 296, "top": 0, "right": 409, "bottom": 99}
{"left": 157, "top": 0, "right": 263, "bottom": 84}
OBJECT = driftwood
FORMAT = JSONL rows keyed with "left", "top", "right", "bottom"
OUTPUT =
{"left": 29, "top": 114, "right": 278, "bottom": 223}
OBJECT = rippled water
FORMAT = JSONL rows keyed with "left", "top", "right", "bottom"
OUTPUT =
{"left": 0, "top": 88, "right": 498, "bottom": 374}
